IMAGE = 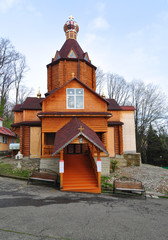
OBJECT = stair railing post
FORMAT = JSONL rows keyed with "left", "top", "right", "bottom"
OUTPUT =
{"left": 97, "top": 149, "right": 101, "bottom": 189}
{"left": 59, "top": 150, "right": 64, "bottom": 189}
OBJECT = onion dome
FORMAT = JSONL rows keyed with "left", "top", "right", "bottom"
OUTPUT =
{"left": 64, "top": 15, "right": 79, "bottom": 40}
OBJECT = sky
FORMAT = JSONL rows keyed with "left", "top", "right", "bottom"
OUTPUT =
{"left": 0, "top": 0, "right": 168, "bottom": 98}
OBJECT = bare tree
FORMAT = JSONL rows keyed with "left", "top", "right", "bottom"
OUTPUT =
{"left": 18, "top": 85, "right": 34, "bottom": 104}
{"left": 96, "top": 67, "right": 105, "bottom": 95}
{"left": 106, "top": 73, "right": 130, "bottom": 105}
{"left": 0, "top": 38, "right": 26, "bottom": 116}
{"left": 129, "top": 80, "right": 167, "bottom": 161}
{"left": 14, "top": 56, "right": 27, "bottom": 104}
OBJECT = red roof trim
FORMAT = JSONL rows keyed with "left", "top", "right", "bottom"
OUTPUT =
{"left": 121, "top": 106, "right": 136, "bottom": 111}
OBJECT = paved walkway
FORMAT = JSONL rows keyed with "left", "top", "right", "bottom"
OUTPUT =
{"left": 0, "top": 177, "right": 168, "bottom": 240}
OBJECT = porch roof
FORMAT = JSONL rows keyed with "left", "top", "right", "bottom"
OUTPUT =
{"left": 52, "top": 117, "right": 108, "bottom": 156}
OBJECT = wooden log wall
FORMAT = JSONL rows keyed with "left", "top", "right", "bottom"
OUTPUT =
{"left": 47, "top": 59, "right": 96, "bottom": 92}
{"left": 42, "top": 117, "right": 107, "bottom": 133}
{"left": 20, "top": 126, "right": 30, "bottom": 156}
{"left": 14, "top": 112, "right": 23, "bottom": 123}
{"left": 43, "top": 80, "right": 107, "bottom": 112}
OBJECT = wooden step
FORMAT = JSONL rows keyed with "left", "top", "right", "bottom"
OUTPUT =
{"left": 62, "top": 187, "right": 101, "bottom": 193}
{"left": 62, "top": 154, "right": 100, "bottom": 194}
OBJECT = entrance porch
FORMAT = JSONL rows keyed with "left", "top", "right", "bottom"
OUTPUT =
{"left": 41, "top": 118, "right": 109, "bottom": 193}
{"left": 60, "top": 143, "right": 101, "bottom": 193}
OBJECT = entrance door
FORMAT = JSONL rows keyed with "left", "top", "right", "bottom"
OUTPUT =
{"left": 67, "top": 144, "right": 82, "bottom": 154}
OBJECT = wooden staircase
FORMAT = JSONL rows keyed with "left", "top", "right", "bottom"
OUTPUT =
{"left": 62, "top": 154, "right": 101, "bottom": 193}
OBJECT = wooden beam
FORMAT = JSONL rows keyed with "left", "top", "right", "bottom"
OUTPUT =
{"left": 60, "top": 149, "right": 64, "bottom": 189}
{"left": 42, "top": 133, "right": 45, "bottom": 156}
{"left": 97, "top": 149, "right": 101, "bottom": 189}
{"left": 60, "top": 173, "right": 63, "bottom": 189}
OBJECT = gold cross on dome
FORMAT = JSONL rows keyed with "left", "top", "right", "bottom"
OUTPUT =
{"left": 69, "top": 15, "right": 74, "bottom": 20}
{"left": 78, "top": 126, "right": 84, "bottom": 132}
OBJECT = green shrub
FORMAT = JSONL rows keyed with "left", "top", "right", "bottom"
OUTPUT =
{"left": 110, "top": 160, "right": 118, "bottom": 172}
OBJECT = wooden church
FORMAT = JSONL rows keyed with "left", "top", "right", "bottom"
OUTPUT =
{"left": 12, "top": 16, "right": 136, "bottom": 193}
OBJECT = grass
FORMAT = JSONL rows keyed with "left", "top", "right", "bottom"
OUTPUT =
{"left": 101, "top": 176, "right": 113, "bottom": 193}
{"left": 158, "top": 196, "right": 168, "bottom": 199}
{"left": 0, "top": 162, "right": 32, "bottom": 178}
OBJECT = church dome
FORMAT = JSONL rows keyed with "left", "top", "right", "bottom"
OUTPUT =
{"left": 64, "top": 16, "right": 79, "bottom": 40}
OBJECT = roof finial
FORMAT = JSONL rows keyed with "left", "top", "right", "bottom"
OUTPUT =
{"left": 101, "top": 88, "right": 105, "bottom": 98}
{"left": 37, "top": 87, "right": 41, "bottom": 99}
{"left": 69, "top": 15, "right": 74, "bottom": 20}
{"left": 72, "top": 72, "right": 75, "bottom": 78}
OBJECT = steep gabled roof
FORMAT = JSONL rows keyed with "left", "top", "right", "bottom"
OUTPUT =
{"left": 12, "top": 104, "right": 23, "bottom": 112}
{"left": 20, "top": 97, "right": 44, "bottom": 110}
{"left": 13, "top": 98, "right": 44, "bottom": 112}
{"left": 106, "top": 99, "right": 122, "bottom": 111}
{"left": 52, "top": 117, "right": 108, "bottom": 156}
{"left": 44, "top": 77, "right": 109, "bottom": 104}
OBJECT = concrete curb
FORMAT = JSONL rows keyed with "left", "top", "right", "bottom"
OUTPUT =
{"left": 0, "top": 174, "right": 28, "bottom": 181}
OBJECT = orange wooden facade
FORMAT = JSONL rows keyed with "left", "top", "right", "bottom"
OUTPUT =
{"left": 47, "top": 59, "right": 96, "bottom": 92}
{"left": 11, "top": 17, "right": 136, "bottom": 193}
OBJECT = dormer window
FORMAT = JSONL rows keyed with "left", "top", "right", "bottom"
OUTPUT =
{"left": 68, "top": 49, "right": 77, "bottom": 58}
{"left": 67, "top": 88, "right": 84, "bottom": 109}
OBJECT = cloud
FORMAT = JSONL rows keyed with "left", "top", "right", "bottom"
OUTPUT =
{"left": 92, "top": 17, "right": 110, "bottom": 30}
{"left": 0, "top": 0, "right": 20, "bottom": 12}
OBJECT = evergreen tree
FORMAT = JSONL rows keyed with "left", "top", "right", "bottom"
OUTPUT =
{"left": 147, "top": 125, "right": 168, "bottom": 166}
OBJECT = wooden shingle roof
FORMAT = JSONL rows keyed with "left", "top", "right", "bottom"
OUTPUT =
{"left": 59, "top": 39, "right": 85, "bottom": 59}
{"left": 52, "top": 117, "right": 108, "bottom": 156}
{"left": 106, "top": 99, "right": 122, "bottom": 111}
{"left": 12, "top": 98, "right": 44, "bottom": 112}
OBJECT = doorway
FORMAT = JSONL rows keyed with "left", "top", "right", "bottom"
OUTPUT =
{"left": 67, "top": 144, "right": 82, "bottom": 154}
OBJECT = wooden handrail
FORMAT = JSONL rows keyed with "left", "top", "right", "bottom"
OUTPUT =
{"left": 88, "top": 145, "right": 98, "bottom": 181}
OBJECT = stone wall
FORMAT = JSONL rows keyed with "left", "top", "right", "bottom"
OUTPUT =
{"left": 95, "top": 156, "right": 110, "bottom": 176}
{"left": 40, "top": 158, "right": 59, "bottom": 172}
{"left": 124, "top": 153, "right": 141, "bottom": 166}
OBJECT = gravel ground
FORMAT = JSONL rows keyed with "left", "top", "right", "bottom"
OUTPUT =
{"left": 0, "top": 157, "right": 168, "bottom": 195}
{"left": 110, "top": 164, "right": 168, "bottom": 195}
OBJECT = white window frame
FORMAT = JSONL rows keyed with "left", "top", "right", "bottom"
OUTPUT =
{"left": 66, "top": 88, "right": 84, "bottom": 109}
